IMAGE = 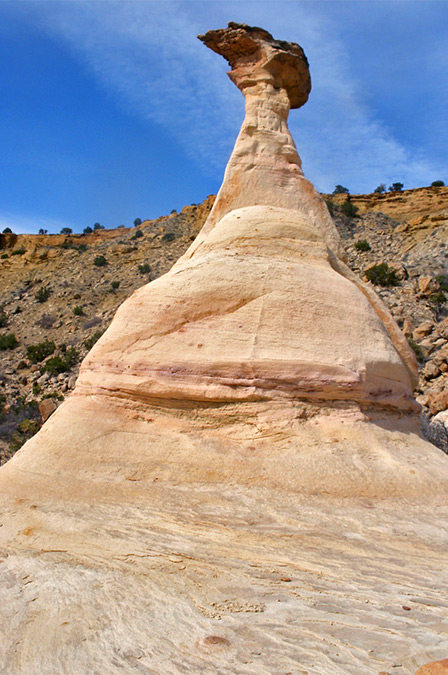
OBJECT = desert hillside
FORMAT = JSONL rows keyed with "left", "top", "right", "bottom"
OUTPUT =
{"left": 1, "top": 186, "right": 447, "bottom": 462}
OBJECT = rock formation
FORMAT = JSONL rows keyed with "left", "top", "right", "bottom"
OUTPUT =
{"left": 0, "top": 23, "right": 447, "bottom": 675}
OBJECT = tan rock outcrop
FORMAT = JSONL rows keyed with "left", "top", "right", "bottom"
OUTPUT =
{"left": 0, "top": 23, "right": 447, "bottom": 675}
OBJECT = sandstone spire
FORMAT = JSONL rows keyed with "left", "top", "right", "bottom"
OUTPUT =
{"left": 0, "top": 24, "right": 447, "bottom": 675}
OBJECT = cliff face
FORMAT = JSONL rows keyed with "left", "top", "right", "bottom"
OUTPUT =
{"left": 0, "top": 23, "right": 447, "bottom": 675}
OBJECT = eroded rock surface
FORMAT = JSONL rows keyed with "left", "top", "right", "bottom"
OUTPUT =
{"left": 0, "top": 22, "right": 447, "bottom": 675}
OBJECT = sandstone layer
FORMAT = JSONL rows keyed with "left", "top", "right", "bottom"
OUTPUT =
{"left": 0, "top": 23, "right": 447, "bottom": 675}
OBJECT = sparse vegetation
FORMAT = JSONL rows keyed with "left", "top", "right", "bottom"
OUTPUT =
{"left": 354, "top": 239, "right": 371, "bottom": 252}
{"left": 9, "top": 418, "right": 40, "bottom": 453}
{"left": 0, "top": 306, "right": 8, "bottom": 328}
{"left": 408, "top": 337, "right": 423, "bottom": 361}
{"left": 42, "top": 347, "right": 79, "bottom": 375}
{"left": 83, "top": 226, "right": 93, "bottom": 234}
{"left": 93, "top": 223, "right": 105, "bottom": 231}
{"left": 60, "top": 227, "right": 73, "bottom": 235}
{"left": 111, "top": 281, "right": 120, "bottom": 291}
{"left": 374, "top": 184, "right": 386, "bottom": 194}
{"left": 436, "top": 274, "right": 448, "bottom": 292}
{"left": 162, "top": 232, "right": 175, "bottom": 242}
{"left": 0, "top": 333, "right": 18, "bottom": 350}
{"left": 130, "top": 229, "right": 143, "bottom": 241}
{"left": 11, "top": 248, "right": 26, "bottom": 256}
{"left": 2, "top": 227, "right": 13, "bottom": 234}
{"left": 93, "top": 255, "right": 107, "bottom": 267}
{"left": 83, "top": 330, "right": 104, "bottom": 350}
{"left": 324, "top": 198, "right": 335, "bottom": 216}
{"left": 38, "top": 228, "right": 48, "bottom": 235}
{"left": 138, "top": 263, "right": 151, "bottom": 275}
{"left": 431, "top": 180, "right": 445, "bottom": 187}
{"left": 73, "top": 306, "right": 84, "bottom": 316}
{"left": 35, "top": 285, "right": 51, "bottom": 303}
{"left": 134, "top": 218, "right": 142, "bottom": 227}
{"left": 365, "top": 263, "right": 400, "bottom": 287}
{"left": 27, "top": 339, "right": 56, "bottom": 363}
{"left": 1, "top": 253, "right": 8, "bottom": 259}
{"left": 341, "top": 200, "right": 359, "bottom": 218}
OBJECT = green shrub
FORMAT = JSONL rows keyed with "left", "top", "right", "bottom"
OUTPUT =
{"left": 341, "top": 201, "right": 359, "bottom": 218}
{"left": 374, "top": 184, "right": 386, "bottom": 194}
{"left": 42, "top": 347, "right": 79, "bottom": 375}
{"left": 3, "top": 227, "right": 13, "bottom": 234}
{"left": 333, "top": 185, "right": 349, "bottom": 194}
{"left": 162, "top": 232, "right": 175, "bottom": 242}
{"left": 0, "top": 306, "right": 8, "bottom": 327}
{"left": 11, "top": 248, "right": 26, "bottom": 256}
{"left": 0, "top": 392, "right": 6, "bottom": 416}
{"left": 1, "top": 253, "right": 8, "bottom": 259}
{"left": 27, "top": 339, "right": 56, "bottom": 363}
{"left": 138, "top": 263, "right": 151, "bottom": 275}
{"left": 130, "top": 229, "right": 143, "bottom": 241}
{"left": 436, "top": 274, "right": 448, "bottom": 292}
{"left": 354, "top": 239, "right": 371, "bottom": 252}
{"left": 32, "top": 382, "right": 41, "bottom": 396}
{"left": 60, "top": 227, "right": 72, "bottom": 235}
{"left": 431, "top": 180, "right": 445, "bottom": 187}
{"left": 408, "top": 337, "right": 423, "bottom": 361}
{"left": 35, "top": 286, "right": 51, "bottom": 303}
{"left": 93, "top": 223, "right": 104, "bottom": 230}
{"left": 365, "top": 263, "right": 400, "bottom": 287}
{"left": 93, "top": 255, "right": 107, "bottom": 267}
{"left": 83, "top": 330, "right": 104, "bottom": 350}
{"left": 429, "top": 291, "right": 447, "bottom": 306}
{"left": 111, "top": 281, "right": 120, "bottom": 290}
{"left": 0, "top": 333, "right": 18, "bottom": 350}
{"left": 75, "top": 243, "right": 88, "bottom": 253}
{"left": 134, "top": 218, "right": 142, "bottom": 227}
{"left": 73, "top": 305, "right": 84, "bottom": 316}
{"left": 9, "top": 418, "right": 41, "bottom": 452}
{"left": 83, "top": 226, "right": 93, "bottom": 234}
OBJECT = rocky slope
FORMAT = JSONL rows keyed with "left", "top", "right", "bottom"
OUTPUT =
{"left": 1, "top": 188, "right": 447, "bottom": 462}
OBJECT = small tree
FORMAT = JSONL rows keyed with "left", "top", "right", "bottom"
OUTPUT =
{"left": 134, "top": 218, "right": 142, "bottom": 227}
{"left": 93, "top": 223, "right": 105, "bottom": 231}
{"left": 38, "top": 228, "right": 48, "bottom": 235}
{"left": 2, "top": 227, "right": 13, "bottom": 234}
{"left": 431, "top": 180, "right": 445, "bottom": 187}
{"left": 333, "top": 185, "right": 349, "bottom": 195}
{"left": 83, "top": 226, "right": 93, "bottom": 234}
{"left": 60, "top": 227, "right": 73, "bottom": 235}
{"left": 389, "top": 182, "right": 404, "bottom": 192}
{"left": 374, "top": 184, "right": 386, "bottom": 194}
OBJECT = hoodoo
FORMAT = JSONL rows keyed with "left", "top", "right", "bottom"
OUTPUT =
{"left": 0, "top": 23, "right": 447, "bottom": 675}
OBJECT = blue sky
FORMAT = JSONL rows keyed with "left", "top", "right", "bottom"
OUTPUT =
{"left": 1, "top": 0, "right": 447, "bottom": 234}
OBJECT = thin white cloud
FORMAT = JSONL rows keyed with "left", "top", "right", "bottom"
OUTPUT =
{"left": 24, "top": 0, "right": 447, "bottom": 193}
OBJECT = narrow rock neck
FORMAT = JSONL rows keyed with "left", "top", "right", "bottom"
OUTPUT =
{"left": 181, "top": 81, "right": 342, "bottom": 261}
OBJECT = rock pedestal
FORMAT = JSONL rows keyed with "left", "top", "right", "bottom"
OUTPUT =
{"left": 0, "top": 23, "right": 447, "bottom": 675}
